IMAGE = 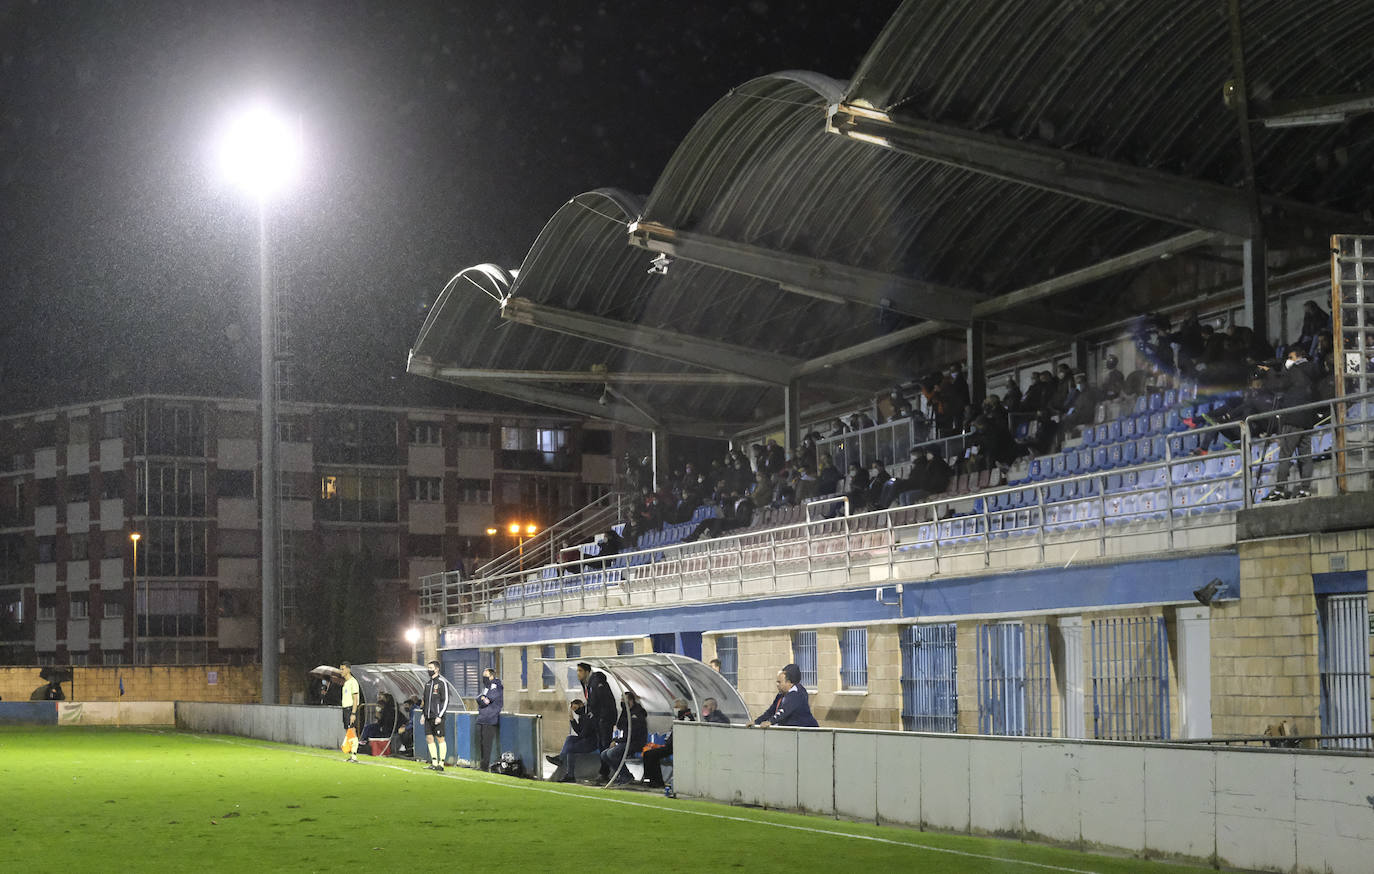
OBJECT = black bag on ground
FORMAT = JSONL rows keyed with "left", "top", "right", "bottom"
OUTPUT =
{"left": 492, "top": 751, "right": 526, "bottom": 778}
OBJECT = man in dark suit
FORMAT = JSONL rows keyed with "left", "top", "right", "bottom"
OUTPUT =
{"left": 1265, "top": 345, "right": 1322, "bottom": 501}
{"left": 577, "top": 662, "right": 617, "bottom": 776}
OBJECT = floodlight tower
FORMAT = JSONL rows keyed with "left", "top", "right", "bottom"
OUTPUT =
{"left": 215, "top": 100, "right": 303, "bottom": 705}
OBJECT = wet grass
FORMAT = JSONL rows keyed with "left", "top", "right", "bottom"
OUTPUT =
{"left": 0, "top": 726, "right": 1216, "bottom": 873}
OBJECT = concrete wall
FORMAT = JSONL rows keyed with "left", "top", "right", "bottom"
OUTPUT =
{"left": 176, "top": 702, "right": 343, "bottom": 750}
{"left": 674, "top": 723, "right": 1374, "bottom": 874}
{"left": 0, "top": 700, "right": 175, "bottom": 725}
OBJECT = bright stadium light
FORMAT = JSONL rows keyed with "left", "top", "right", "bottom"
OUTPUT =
{"left": 214, "top": 101, "right": 303, "bottom": 200}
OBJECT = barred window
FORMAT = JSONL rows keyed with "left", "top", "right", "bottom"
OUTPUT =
{"left": 839, "top": 627, "right": 868, "bottom": 691}
{"left": 792, "top": 630, "right": 818, "bottom": 687}
{"left": 715, "top": 635, "right": 739, "bottom": 686}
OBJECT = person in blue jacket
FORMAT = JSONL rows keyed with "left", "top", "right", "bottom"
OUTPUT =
{"left": 754, "top": 663, "right": 818, "bottom": 728}
{"left": 476, "top": 668, "right": 503, "bottom": 771}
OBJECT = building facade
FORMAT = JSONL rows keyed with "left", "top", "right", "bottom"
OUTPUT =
{"left": 0, "top": 394, "right": 626, "bottom": 667}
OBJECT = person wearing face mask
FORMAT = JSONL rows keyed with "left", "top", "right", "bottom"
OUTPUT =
{"left": 640, "top": 698, "right": 693, "bottom": 788}
{"left": 1058, "top": 371, "right": 1099, "bottom": 444}
{"left": 476, "top": 668, "right": 503, "bottom": 772}
{"left": 421, "top": 660, "right": 450, "bottom": 772}
{"left": 1265, "top": 345, "right": 1321, "bottom": 501}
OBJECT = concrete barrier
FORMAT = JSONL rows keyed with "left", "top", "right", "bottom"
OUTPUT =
{"left": 176, "top": 702, "right": 343, "bottom": 749}
{"left": 674, "top": 723, "right": 1374, "bottom": 874}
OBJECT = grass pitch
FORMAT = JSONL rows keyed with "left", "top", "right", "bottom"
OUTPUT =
{"left": 2, "top": 727, "right": 1214, "bottom": 873}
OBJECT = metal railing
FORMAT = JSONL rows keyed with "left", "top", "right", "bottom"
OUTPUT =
{"left": 419, "top": 391, "right": 1374, "bottom": 626}
{"left": 477, "top": 490, "right": 628, "bottom": 579}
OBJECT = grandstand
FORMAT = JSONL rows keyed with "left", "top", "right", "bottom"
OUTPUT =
{"left": 406, "top": 3, "right": 1374, "bottom": 870}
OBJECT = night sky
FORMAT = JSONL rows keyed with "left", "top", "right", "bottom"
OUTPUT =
{"left": 0, "top": 1, "right": 896, "bottom": 415}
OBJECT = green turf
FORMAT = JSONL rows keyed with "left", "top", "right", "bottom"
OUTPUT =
{"left": 1, "top": 727, "right": 1217, "bottom": 873}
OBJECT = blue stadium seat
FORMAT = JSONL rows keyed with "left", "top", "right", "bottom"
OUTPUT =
{"left": 1135, "top": 395, "right": 1149, "bottom": 414}
{"left": 1163, "top": 389, "right": 1178, "bottom": 407}
{"left": 1094, "top": 446, "right": 1111, "bottom": 470}
{"left": 1078, "top": 447, "right": 1096, "bottom": 472}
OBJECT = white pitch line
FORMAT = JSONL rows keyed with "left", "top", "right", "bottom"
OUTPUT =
{"left": 189, "top": 732, "right": 1104, "bottom": 874}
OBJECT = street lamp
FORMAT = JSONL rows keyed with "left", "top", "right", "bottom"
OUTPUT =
{"left": 215, "top": 99, "right": 303, "bottom": 706}
{"left": 405, "top": 626, "right": 422, "bottom": 665}
{"left": 505, "top": 521, "right": 539, "bottom": 570}
{"left": 129, "top": 532, "right": 141, "bottom": 664}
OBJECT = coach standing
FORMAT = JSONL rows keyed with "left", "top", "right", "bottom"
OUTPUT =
{"left": 339, "top": 662, "right": 360, "bottom": 763}
{"left": 476, "top": 667, "right": 503, "bottom": 771}
{"left": 422, "top": 660, "right": 450, "bottom": 772}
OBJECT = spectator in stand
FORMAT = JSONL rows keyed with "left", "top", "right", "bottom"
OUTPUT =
{"left": 1021, "top": 370, "right": 1053, "bottom": 414}
{"left": 685, "top": 492, "right": 754, "bottom": 541}
{"left": 1059, "top": 371, "right": 1100, "bottom": 439}
{"left": 1123, "top": 358, "right": 1153, "bottom": 397}
{"left": 896, "top": 448, "right": 951, "bottom": 505}
{"left": 1298, "top": 300, "right": 1332, "bottom": 357}
{"left": 1101, "top": 355, "right": 1125, "bottom": 399}
{"left": 969, "top": 396, "right": 1016, "bottom": 472}
{"left": 794, "top": 465, "right": 819, "bottom": 503}
{"left": 1001, "top": 377, "right": 1022, "bottom": 411}
{"left": 946, "top": 363, "right": 971, "bottom": 426}
{"left": 749, "top": 471, "right": 775, "bottom": 511}
{"left": 920, "top": 371, "right": 954, "bottom": 436}
{"left": 602, "top": 689, "right": 648, "bottom": 785}
{"left": 844, "top": 462, "right": 871, "bottom": 513}
{"left": 770, "top": 469, "right": 797, "bottom": 509}
{"left": 1264, "top": 345, "right": 1322, "bottom": 501}
{"left": 815, "top": 453, "right": 841, "bottom": 497}
{"left": 727, "top": 457, "right": 752, "bottom": 497}
{"left": 590, "top": 528, "right": 625, "bottom": 570}
{"left": 866, "top": 459, "right": 892, "bottom": 509}
{"left": 762, "top": 439, "right": 785, "bottom": 475}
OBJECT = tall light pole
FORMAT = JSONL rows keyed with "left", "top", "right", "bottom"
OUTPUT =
{"left": 129, "top": 532, "right": 141, "bottom": 664}
{"left": 215, "top": 100, "right": 302, "bottom": 706}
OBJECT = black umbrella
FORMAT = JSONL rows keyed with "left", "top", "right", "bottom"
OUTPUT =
{"left": 39, "top": 666, "right": 73, "bottom": 683}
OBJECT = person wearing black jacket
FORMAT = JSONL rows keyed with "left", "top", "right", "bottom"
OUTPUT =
{"left": 576, "top": 662, "right": 617, "bottom": 768}
{"left": 601, "top": 689, "right": 648, "bottom": 785}
{"left": 641, "top": 699, "right": 693, "bottom": 788}
{"left": 475, "top": 668, "right": 503, "bottom": 772}
{"left": 546, "top": 699, "right": 598, "bottom": 782}
{"left": 421, "top": 660, "right": 450, "bottom": 772}
{"left": 1266, "top": 346, "right": 1322, "bottom": 500}
{"left": 701, "top": 697, "right": 730, "bottom": 724}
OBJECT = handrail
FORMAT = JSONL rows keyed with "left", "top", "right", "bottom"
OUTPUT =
{"left": 422, "top": 389, "right": 1374, "bottom": 625}
{"left": 477, "top": 490, "right": 627, "bottom": 578}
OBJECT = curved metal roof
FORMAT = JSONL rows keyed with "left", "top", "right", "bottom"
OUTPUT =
{"left": 410, "top": 0, "right": 1374, "bottom": 437}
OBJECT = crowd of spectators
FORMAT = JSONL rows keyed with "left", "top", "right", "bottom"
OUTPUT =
{"left": 587, "top": 301, "right": 1339, "bottom": 552}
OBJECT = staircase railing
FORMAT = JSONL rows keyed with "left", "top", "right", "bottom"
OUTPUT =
{"left": 477, "top": 491, "right": 629, "bottom": 578}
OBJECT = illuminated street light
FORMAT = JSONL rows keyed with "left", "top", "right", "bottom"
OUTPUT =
{"left": 405, "top": 626, "right": 422, "bottom": 665}
{"left": 130, "top": 532, "right": 141, "bottom": 664}
{"left": 215, "top": 98, "right": 303, "bottom": 706}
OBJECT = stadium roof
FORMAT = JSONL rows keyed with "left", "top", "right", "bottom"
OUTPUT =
{"left": 409, "top": 0, "right": 1374, "bottom": 439}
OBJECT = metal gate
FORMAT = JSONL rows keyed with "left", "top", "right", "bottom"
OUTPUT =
{"left": 1090, "top": 616, "right": 1170, "bottom": 740}
{"left": 900, "top": 624, "right": 957, "bottom": 732}
{"left": 1319, "top": 594, "right": 1372, "bottom": 749}
{"left": 977, "top": 622, "right": 1052, "bottom": 736}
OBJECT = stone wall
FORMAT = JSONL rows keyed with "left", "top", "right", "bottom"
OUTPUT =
{"left": 0, "top": 665, "right": 295, "bottom": 704}
{"left": 1213, "top": 531, "right": 1371, "bottom": 737}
